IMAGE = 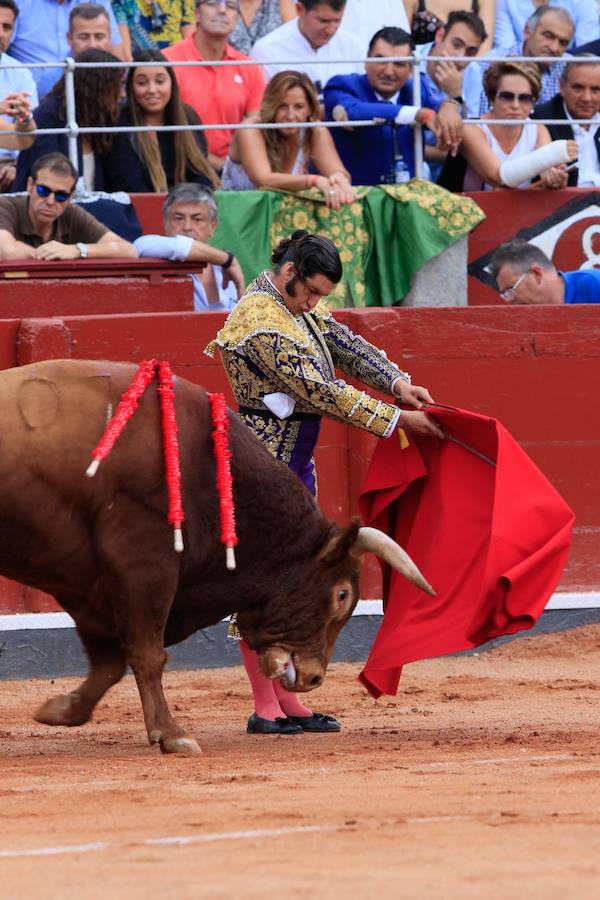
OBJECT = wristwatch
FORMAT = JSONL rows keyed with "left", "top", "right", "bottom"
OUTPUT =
{"left": 222, "top": 251, "right": 235, "bottom": 269}
{"left": 76, "top": 242, "right": 88, "bottom": 258}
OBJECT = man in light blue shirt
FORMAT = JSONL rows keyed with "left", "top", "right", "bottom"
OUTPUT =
{"left": 494, "top": 0, "right": 598, "bottom": 52}
{"left": 490, "top": 239, "right": 600, "bottom": 305}
{"left": 463, "top": 4, "right": 574, "bottom": 118}
{"left": 134, "top": 184, "right": 244, "bottom": 313}
{"left": 0, "top": 0, "right": 37, "bottom": 187}
{"left": 8, "top": 0, "right": 122, "bottom": 100}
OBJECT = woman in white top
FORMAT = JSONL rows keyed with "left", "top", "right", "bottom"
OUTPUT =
{"left": 461, "top": 61, "right": 577, "bottom": 191}
{"left": 222, "top": 70, "right": 355, "bottom": 210}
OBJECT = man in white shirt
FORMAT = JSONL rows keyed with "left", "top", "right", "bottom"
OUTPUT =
{"left": 341, "top": 0, "right": 409, "bottom": 55}
{"left": 251, "top": 0, "right": 363, "bottom": 95}
{"left": 134, "top": 183, "right": 245, "bottom": 312}
{"left": 0, "top": 0, "right": 37, "bottom": 190}
{"left": 533, "top": 58, "right": 600, "bottom": 186}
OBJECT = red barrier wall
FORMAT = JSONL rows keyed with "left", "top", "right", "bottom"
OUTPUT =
{"left": 1, "top": 304, "right": 598, "bottom": 612}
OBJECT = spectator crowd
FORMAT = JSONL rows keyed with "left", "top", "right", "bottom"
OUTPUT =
{"left": 2, "top": 0, "right": 600, "bottom": 300}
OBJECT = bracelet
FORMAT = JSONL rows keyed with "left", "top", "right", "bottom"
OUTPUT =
{"left": 16, "top": 113, "right": 34, "bottom": 129}
{"left": 222, "top": 251, "right": 235, "bottom": 269}
{"left": 419, "top": 108, "right": 436, "bottom": 125}
{"left": 441, "top": 98, "right": 461, "bottom": 109}
{"left": 305, "top": 173, "right": 318, "bottom": 188}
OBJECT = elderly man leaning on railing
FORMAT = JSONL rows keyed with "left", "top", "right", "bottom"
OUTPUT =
{"left": 134, "top": 182, "right": 245, "bottom": 311}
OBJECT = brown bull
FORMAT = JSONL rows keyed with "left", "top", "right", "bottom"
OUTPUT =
{"left": 0, "top": 360, "right": 433, "bottom": 755}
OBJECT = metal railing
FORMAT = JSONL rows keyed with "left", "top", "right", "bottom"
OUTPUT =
{"left": 2, "top": 51, "right": 593, "bottom": 179}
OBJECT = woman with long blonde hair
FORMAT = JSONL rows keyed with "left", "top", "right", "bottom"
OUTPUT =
{"left": 222, "top": 70, "right": 355, "bottom": 209}
{"left": 106, "top": 49, "right": 219, "bottom": 192}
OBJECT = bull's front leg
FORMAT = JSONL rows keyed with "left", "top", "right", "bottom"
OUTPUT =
{"left": 126, "top": 641, "right": 201, "bottom": 756}
{"left": 96, "top": 500, "right": 201, "bottom": 755}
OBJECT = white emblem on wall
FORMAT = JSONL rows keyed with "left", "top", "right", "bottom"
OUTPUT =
{"left": 528, "top": 204, "right": 600, "bottom": 268}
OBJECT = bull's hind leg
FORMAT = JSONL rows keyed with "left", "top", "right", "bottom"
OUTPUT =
{"left": 35, "top": 628, "right": 127, "bottom": 727}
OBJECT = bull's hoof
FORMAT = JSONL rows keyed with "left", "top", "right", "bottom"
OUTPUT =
{"left": 34, "top": 693, "right": 91, "bottom": 727}
{"left": 159, "top": 735, "right": 202, "bottom": 756}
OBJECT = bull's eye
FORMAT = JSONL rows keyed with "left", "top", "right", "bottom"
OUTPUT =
{"left": 337, "top": 589, "right": 349, "bottom": 604}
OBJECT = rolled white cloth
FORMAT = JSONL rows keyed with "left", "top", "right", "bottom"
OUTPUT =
{"left": 263, "top": 392, "right": 296, "bottom": 418}
{"left": 499, "top": 140, "right": 573, "bottom": 188}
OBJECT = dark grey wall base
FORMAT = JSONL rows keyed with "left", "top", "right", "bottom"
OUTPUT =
{"left": 1, "top": 608, "right": 599, "bottom": 681}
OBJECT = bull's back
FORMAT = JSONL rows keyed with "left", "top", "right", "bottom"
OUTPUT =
{"left": 0, "top": 360, "right": 205, "bottom": 592}
{"left": 0, "top": 360, "right": 165, "bottom": 493}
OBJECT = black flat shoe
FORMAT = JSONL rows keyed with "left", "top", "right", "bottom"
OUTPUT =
{"left": 246, "top": 713, "right": 303, "bottom": 735}
{"left": 288, "top": 712, "right": 341, "bottom": 733}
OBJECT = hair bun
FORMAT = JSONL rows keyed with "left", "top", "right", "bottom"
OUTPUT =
{"left": 290, "top": 229, "right": 309, "bottom": 241}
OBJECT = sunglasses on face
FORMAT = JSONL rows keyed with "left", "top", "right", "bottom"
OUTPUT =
{"left": 35, "top": 182, "right": 72, "bottom": 203}
{"left": 495, "top": 90, "right": 535, "bottom": 105}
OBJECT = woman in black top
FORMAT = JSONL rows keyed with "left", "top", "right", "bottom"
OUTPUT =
{"left": 14, "top": 49, "right": 123, "bottom": 192}
{"left": 105, "top": 49, "right": 219, "bottom": 193}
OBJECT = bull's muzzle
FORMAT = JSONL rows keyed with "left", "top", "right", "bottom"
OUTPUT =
{"left": 260, "top": 647, "right": 325, "bottom": 692}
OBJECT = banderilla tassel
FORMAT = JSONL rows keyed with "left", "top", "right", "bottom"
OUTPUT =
{"left": 86, "top": 359, "right": 186, "bottom": 554}
{"left": 86, "top": 358, "right": 157, "bottom": 477}
{"left": 208, "top": 392, "right": 238, "bottom": 570}
{"left": 157, "top": 361, "right": 185, "bottom": 553}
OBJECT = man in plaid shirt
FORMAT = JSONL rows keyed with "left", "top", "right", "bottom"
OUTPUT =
{"left": 462, "top": 4, "right": 574, "bottom": 118}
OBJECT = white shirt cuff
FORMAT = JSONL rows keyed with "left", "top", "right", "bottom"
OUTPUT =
{"left": 383, "top": 407, "right": 402, "bottom": 438}
{"left": 395, "top": 106, "right": 419, "bottom": 126}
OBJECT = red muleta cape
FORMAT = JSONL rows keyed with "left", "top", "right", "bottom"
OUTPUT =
{"left": 358, "top": 405, "right": 575, "bottom": 698}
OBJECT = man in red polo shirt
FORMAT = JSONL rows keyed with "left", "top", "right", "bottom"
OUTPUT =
{"left": 164, "top": 0, "right": 265, "bottom": 173}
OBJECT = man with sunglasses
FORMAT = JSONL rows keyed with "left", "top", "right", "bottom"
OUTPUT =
{"left": 490, "top": 238, "right": 600, "bottom": 304}
{"left": 0, "top": 151, "right": 137, "bottom": 260}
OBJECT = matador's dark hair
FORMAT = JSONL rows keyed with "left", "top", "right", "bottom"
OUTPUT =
{"left": 271, "top": 230, "right": 343, "bottom": 284}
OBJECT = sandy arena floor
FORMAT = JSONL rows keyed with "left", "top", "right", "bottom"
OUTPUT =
{"left": 1, "top": 625, "right": 599, "bottom": 900}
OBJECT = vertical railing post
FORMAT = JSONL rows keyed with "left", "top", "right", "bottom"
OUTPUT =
{"left": 64, "top": 56, "right": 79, "bottom": 174}
{"left": 411, "top": 51, "right": 423, "bottom": 178}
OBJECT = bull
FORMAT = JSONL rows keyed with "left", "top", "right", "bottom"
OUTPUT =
{"left": 0, "top": 360, "right": 433, "bottom": 755}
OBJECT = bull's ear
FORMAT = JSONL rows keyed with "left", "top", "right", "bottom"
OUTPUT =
{"left": 317, "top": 517, "right": 362, "bottom": 566}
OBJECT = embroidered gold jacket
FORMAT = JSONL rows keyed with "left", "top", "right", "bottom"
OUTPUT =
{"left": 205, "top": 272, "right": 410, "bottom": 441}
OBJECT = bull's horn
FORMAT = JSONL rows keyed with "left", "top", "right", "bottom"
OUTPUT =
{"left": 356, "top": 527, "right": 435, "bottom": 597}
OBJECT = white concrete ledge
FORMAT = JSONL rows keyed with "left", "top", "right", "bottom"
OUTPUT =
{"left": 0, "top": 592, "right": 598, "bottom": 632}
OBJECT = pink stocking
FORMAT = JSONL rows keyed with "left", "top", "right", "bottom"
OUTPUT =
{"left": 238, "top": 640, "right": 283, "bottom": 720}
{"left": 273, "top": 679, "right": 313, "bottom": 718}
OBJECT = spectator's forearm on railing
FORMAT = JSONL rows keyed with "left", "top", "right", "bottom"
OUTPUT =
{"left": 0, "top": 231, "right": 36, "bottom": 261}
{"left": 93, "top": 234, "right": 138, "bottom": 258}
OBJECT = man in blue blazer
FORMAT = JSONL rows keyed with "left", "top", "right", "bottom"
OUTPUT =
{"left": 324, "top": 26, "right": 463, "bottom": 185}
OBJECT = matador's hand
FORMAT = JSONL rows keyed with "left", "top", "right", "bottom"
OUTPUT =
{"left": 393, "top": 380, "right": 434, "bottom": 408}
{"left": 400, "top": 409, "right": 445, "bottom": 440}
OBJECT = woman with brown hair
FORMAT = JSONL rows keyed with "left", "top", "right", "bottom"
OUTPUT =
{"left": 458, "top": 61, "right": 577, "bottom": 191}
{"left": 14, "top": 49, "right": 123, "bottom": 191}
{"left": 222, "top": 70, "right": 355, "bottom": 209}
{"left": 105, "top": 49, "right": 219, "bottom": 193}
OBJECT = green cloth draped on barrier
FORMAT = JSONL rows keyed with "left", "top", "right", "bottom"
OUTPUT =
{"left": 211, "top": 180, "right": 485, "bottom": 308}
